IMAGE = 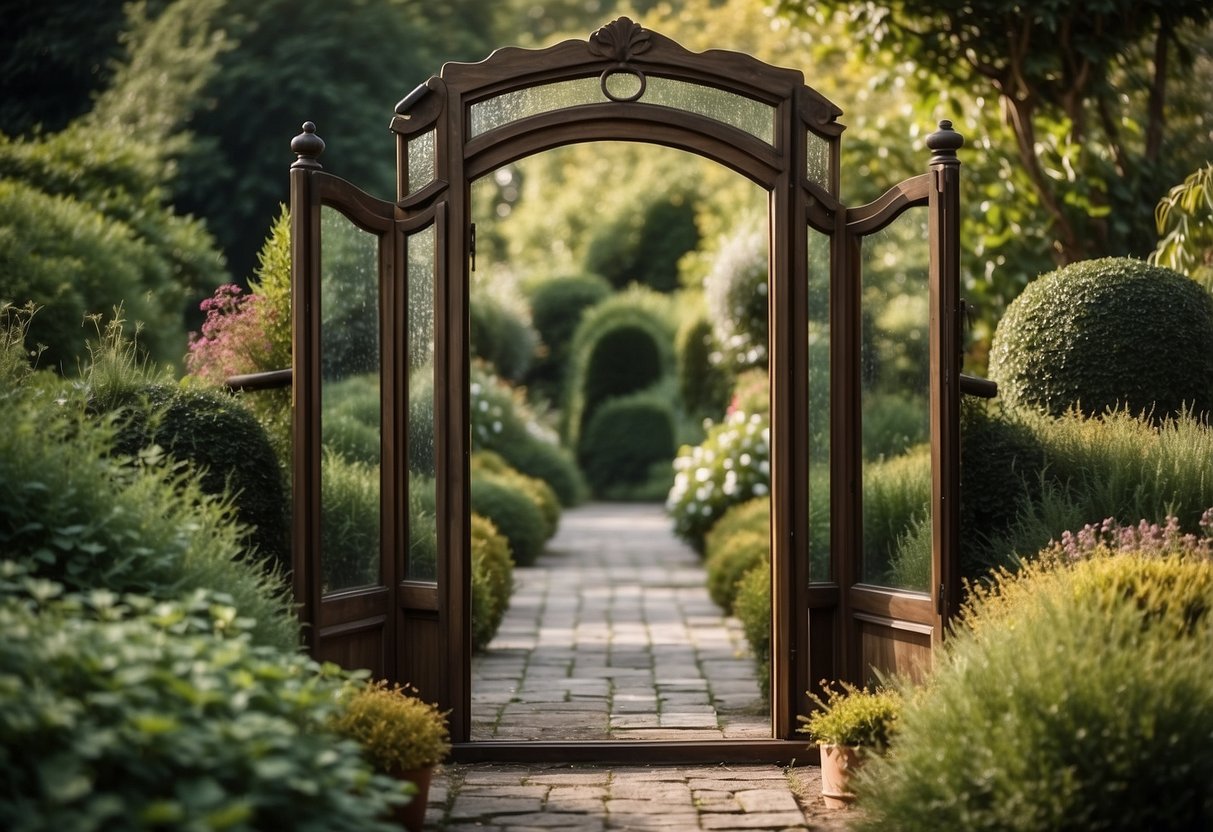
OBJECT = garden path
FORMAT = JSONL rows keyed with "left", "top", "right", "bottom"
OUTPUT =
{"left": 425, "top": 503, "right": 855, "bottom": 831}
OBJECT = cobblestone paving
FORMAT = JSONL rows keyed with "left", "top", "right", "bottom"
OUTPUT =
{"left": 428, "top": 504, "right": 856, "bottom": 831}
{"left": 471, "top": 503, "right": 767, "bottom": 741}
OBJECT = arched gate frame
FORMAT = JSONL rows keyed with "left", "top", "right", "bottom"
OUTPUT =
{"left": 289, "top": 18, "right": 969, "bottom": 763}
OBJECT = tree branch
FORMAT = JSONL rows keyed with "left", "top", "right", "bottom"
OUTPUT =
{"left": 1145, "top": 13, "right": 1171, "bottom": 162}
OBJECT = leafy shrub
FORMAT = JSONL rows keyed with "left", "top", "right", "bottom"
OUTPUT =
{"left": 471, "top": 513, "right": 514, "bottom": 652}
{"left": 330, "top": 680, "right": 450, "bottom": 771}
{"left": 704, "top": 219, "right": 768, "bottom": 371}
{"left": 563, "top": 287, "right": 678, "bottom": 446}
{"left": 0, "top": 366, "right": 297, "bottom": 652}
{"left": 732, "top": 559, "right": 770, "bottom": 699}
{"left": 861, "top": 392, "right": 927, "bottom": 460}
{"left": 498, "top": 437, "right": 587, "bottom": 508}
{"left": 676, "top": 309, "right": 732, "bottom": 421}
{"left": 583, "top": 188, "right": 700, "bottom": 293}
{"left": 705, "top": 529, "right": 768, "bottom": 610}
{"left": 857, "top": 551, "right": 1213, "bottom": 831}
{"left": 525, "top": 272, "right": 612, "bottom": 398}
{"left": 668, "top": 409, "right": 771, "bottom": 553}
{"left": 578, "top": 389, "right": 677, "bottom": 499}
{"left": 470, "top": 477, "right": 547, "bottom": 567}
{"left": 0, "top": 588, "right": 404, "bottom": 832}
{"left": 799, "top": 684, "right": 902, "bottom": 750}
{"left": 988, "top": 257, "right": 1213, "bottom": 420}
{"left": 407, "top": 477, "right": 438, "bottom": 582}
{"left": 0, "top": 178, "right": 187, "bottom": 371}
{"left": 0, "top": 125, "right": 224, "bottom": 369}
{"left": 100, "top": 383, "right": 290, "bottom": 577}
{"left": 470, "top": 289, "right": 537, "bottom": 382}
{"left": 472, "top": 451, "right": 560, "bottom": 541}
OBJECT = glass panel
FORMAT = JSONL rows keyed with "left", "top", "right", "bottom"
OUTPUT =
{"left": 806, "top": 130, "right": 831, "bottom": 192}
{"left": 407, "top": 130, "right": 436, "bottom": 194}
{"left": 319, "top": 206, "right": 382, "bottom": 594}
{"left": 643, "top": 77, "right": 774, "bottom": 145}
{"left": 470, "top": 77, "right": 602, "bottom": 136}
{"left": 807, "top": 226, "right": 831, "bottom": 582}
{"left": 859, "top": 209, "right": 931, "bottom": 591}
{"left": 406, "top": 224, "right": 438, "bottom": 582}
{"left": 470, "top": 76, "right": 775, "bottom": 145}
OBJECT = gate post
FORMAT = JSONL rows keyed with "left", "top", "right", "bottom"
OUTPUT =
{"left": 926, "top": 120, "right": 964, "bottom": 634}
{"left": 289, "top": 122, "right": 325, "bottom": 647}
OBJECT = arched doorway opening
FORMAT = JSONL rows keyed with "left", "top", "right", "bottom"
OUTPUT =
{"left": 287, "top": 17, "right": 969, "bottom": 762}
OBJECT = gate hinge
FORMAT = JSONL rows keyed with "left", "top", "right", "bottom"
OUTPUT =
{"left": 469, "top": 223, "right": 477, "bottom": 272}
{"left": 937, "top": 582, "right": 945, "bottom": 615}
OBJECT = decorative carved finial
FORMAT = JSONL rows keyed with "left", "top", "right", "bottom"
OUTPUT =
{"left": 291, "top": 121, "right": 325, "bottom": 169}
{"left": 926, "top": 119, "right": 964, "bottom": 161}
{"left": 589, "top": 17, "right": 652, "bottom": 63}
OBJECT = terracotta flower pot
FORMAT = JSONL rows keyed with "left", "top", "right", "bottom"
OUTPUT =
{"left": 390, "top": 765, "right": 434, "bottom": 832}
{"left": 819, "top": 743, "right": 863, "bottom": 809}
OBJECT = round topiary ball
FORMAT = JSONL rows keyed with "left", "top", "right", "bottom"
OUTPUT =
{"left": 988, "top": 258, "right": 1213, "bottom": 420}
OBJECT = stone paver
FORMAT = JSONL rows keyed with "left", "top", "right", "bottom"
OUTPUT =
{"left": 434, "top": 504, "right": 857, "bottom": 831}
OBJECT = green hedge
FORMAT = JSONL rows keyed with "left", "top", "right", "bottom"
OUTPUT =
{"left": 583, "top": 188, "right": 700, "bottom": 293}
{"left": 472, "top": 451, "right": 560, "bottom": 541}
{"left": 989, "top": 257, "right": 1213, "bottom": 420}
{"left": 471, "top": 513, "right": 514, "bottom": 652}
{"left": 470, "top": 476, "right": 548, "bottom": 567}
{"left": 705, "top": 529, "right": 768, "bottom": 610}
{"left": 732, "top": 558, "right": 770, "bottom": 699}
{"left": 562, "top": 287, "right": 678, "bottom": 447}
{"left": 577, "top": 389, "right": 677, "bottom": 498}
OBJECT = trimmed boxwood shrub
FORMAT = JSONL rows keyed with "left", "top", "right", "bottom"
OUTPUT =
{"left": 563, "top": 287, "right": 678, "bottom": 446}
{"left": 577, "top": 389, "right": 677, "bottom": 497}
{"left": 471, "top": 512, "right": 514, "bottom": 652}
{"left": 704, "top": 496, "right": 770, "bottom": 554}
{"left": 856, "top": 550, "right": 1213, "bottom": 831}
{"left": 470, "top": 476, "right": 547, "bottom": 567}
{"left": 500, "top": 437, "right": 587, "bottom": 508}
{"left": 102, "top": 383, "right": 291, "bottom": 577}
{"left": 472, "top": 451, "right": 560, "bottom": 540}
{"left": 705, "top": 529, "right": 768, "bottom": 610}
{"left": 732, "top": 558, "right": 771, "bottom": 699}
{"left": 988, "top": 257, "right": 1213, "bottom": 420}
{"left": 0, "top": 589, "right": 405, "bottom": 831}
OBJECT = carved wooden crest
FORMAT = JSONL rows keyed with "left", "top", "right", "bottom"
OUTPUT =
{"left": 588, "top": 17, "right": 652, "bottom": 64}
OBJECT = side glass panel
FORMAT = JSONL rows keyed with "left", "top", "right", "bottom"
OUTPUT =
{"left": 406, "top": 224, "right": 439, "bottom": 582}
{"left": 859, "top": 209, "right": 931, "bottom": 591}
{"left": 806, "top": 226, "right": 831, "bottom": 582}
{"left": 319, "top": 206, "right": 382, "bottom": 594}
{"left": 408, "top": 130, "right": 436, "bottom": 194}
{"left": 470, "top": 77, "right": 775, "bottom": 145}
{"left": 806, "top": 130, "right": 831, "bottom": 192}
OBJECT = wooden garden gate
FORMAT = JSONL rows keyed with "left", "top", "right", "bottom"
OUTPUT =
{"left": 286, "top": 17, "right": 971, "bottom": 762}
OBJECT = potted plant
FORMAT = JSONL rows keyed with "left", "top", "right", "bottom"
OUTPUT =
{"left": 798, "top": 682, "right": 901, "bottom": 809}
{"left": 331, "top": 680, "right": 451, "bottom": 831}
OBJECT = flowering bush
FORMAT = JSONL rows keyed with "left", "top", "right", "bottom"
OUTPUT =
{"left": 667, "top": 408, "right": 770, "bottom": 552}
{"left": 186, "top": 283, "right": 285, "bottom": 384}
{"left": 1049, "top": 510, "right": 1213, "bottom": 561}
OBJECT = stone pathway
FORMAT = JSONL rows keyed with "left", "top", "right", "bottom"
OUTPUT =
{"left": 424, "top": 504, "right": 856, "bottom": 830}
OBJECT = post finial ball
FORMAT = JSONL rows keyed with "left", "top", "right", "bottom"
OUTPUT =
{"left": 291, "top": 121, "right": 325, "bottom": 168}
{"left": 926, "top": 119, "right": 964, "bottom": 157}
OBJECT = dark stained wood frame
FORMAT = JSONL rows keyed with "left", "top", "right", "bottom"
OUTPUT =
{"left": 289, "top": 18, "right": 967, "bottom": 764}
